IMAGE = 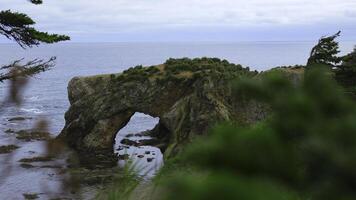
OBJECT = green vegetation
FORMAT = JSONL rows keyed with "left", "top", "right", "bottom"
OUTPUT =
{"left": 0, "top": 5, "right": 69, "bottom": 48}
{"left": 96, "top": 162, "right": 142, "bottom": 200}
{"left": 164, "top": 57, "right": 251, "bottom": 74}
{"left": 341, "top": 46, "right": 356, "bottom": 72}
{"left": 307, "top": 31, "right": 342, "bottom": 67}
{"left": 306, "top": 32, "right": 356, "bottom": 97}
{"left": 102, "top": 34, "right": 356, "bottom": 200}
{"left": 115, "top": 57, "right": 255, "bottom": 86}
{"left": 152, "top": 65, "right": 356, "bottom": 200}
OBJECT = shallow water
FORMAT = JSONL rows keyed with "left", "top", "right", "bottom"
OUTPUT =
{"left": 0, "top": 41, "right": 354, "bottom": 199}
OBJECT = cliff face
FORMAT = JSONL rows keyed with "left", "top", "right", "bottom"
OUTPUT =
{"left": 59, "top": 58, "right": 280, "bottom": 165}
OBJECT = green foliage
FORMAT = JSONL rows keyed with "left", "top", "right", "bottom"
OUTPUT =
{"left": 307, "top": 31, "right": 342, "bottom": 67}
{"left": 0, "top": 0, "right": 69, "bottom": 86}
{"left": 163, "top": 173, "right": 299, "bottom": 200}
{"left": 0, "top": 10, "right": 69, "bottom": 48}
{"left": 97, "top": 160, "right": 143, "bottom": 200}
{"left": 117, "top": 58, "right": 254, "bottom": 86}
{"left": 341, "top": 46, "right": 356, "bottom": 72}
{"left": 306, "top": 32, "right": 356, "bottom": 95}
{"left": 122, "top": 65, "right": 158, "bottom": 77}
{"left": 158, "top": 65, "right": 356, "bottom": 200}
{"left": 146, "top": 66, "right": 160, "bottom": 74}
{"left": 164, "top": 57, "right": 250, "bottom": 76}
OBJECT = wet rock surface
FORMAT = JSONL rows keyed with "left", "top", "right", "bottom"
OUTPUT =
{"left": 20, "top": 163, "right": 36, "bottom": 169}
{"left": 8, "top": 117, "right": 32, "bottom": 122}
{"left": 15, "top": 130, "right": 51, "bottom": 141}
{"left": 5, "top": 129, "right": 15, "bottom": 134}
{"left": 19, "top": 156, "right": 53, "bottom": 163}
{"left": 0, "top": 144, "right": 19, "bottom": 154}
{"left": 67, "top": 167, "right": 123, "bottom": 186}
{"left": 23, "top": 193, "right": 39, "bottom": 200}
{"left": 120, "top": 138, "right": 140, "bottom": 146}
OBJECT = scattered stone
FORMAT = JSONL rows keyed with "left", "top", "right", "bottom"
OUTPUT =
{"left": 23, "top": 193, "right": 39, "bottom": 199}
{"left": 116, "top": 146, "right": 125, "bottom": 151}
{"left": 19, "top": 156, "right": 53, "bottom": 163}
{"left": 20, "top": 163, "right": 35, "bottom": 169}
{"left": 125, "top": 133, "right": 135, "bottom": 138}
{"left": 120, "top": 138, "right": 139, "bottom": 146}
{"left": 137, "top": 138, "right": 160, "bottom": 146}
{"left": 145, "top": 151, "right": 150, "bottom": 154}
{"left": 4, "top": 129, "right": 15, "bottom": 134}
{"left": 118, "top": 154, "right": 129, "bottom": 160}
{"left": 125, "top": 131, "right": 150, "bottom": 138}
{"left": 137, "top": 155, "right": 144, "bottom": 158}
{"left": 0, "top": 145, "right": 19, "bottom": 154}
{"left": 8, "top": 117, "right": 32, "bottom": 122}
{"left": 15, "top": 130, "right": 50, "bottom": 141}
{"left": 147, "top": 158, "right": 154, "bottom": 162}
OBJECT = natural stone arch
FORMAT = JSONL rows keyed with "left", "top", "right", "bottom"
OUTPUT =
{"left": 58, "top": 58, "right": 271, "bottom": 166}
{"left": 58, "top": 66, "right": 193, "bottom": 165}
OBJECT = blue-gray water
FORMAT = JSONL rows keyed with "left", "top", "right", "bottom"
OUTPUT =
{"left": 0, "top": 42, "right": 354, "bottom": 199}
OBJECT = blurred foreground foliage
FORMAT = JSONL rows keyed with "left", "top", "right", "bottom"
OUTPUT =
{"left": 103, "top": 32, "right": 356, "bottom": 200}
{"left": 154, "top": 65, "right": 356, "bottom": 200}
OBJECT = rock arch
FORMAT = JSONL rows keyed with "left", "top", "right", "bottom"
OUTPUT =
{"left": 58, "top": 59, "right": 268, "bottom": 166}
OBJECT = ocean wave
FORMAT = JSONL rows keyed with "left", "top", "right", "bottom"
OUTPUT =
{"left": 20, "top": 108, "right": 44, "bottom": 114}
{"left": 25, "top": 96, "right": 40, "bottom": 101}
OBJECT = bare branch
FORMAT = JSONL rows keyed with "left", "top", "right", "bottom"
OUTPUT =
{"left": 0, "top": 57, "right": 56, "bottom": 82}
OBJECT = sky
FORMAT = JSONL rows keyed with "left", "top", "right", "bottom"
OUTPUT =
{"left": 1, "top": 0, "right": 356, "bottom": 42}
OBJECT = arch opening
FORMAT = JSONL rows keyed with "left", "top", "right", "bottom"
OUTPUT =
{"left": 114, "top": 112, "right": 164, "bottom": 176}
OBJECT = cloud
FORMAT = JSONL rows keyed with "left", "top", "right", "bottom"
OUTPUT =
{"left": 1, "top": 0, "right": 356, "bottom": 41}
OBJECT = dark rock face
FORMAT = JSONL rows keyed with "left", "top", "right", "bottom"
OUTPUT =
{"left": 59, "top": 58, "right": 275, "bottom": 166}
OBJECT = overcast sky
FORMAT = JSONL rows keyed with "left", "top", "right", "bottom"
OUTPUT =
{"left": 2, "top": 0, "right": 356, "bottom": 42}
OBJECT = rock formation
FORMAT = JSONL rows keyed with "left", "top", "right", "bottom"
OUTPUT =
{"left": 59, "top": 58, "right": 298, "bottom": 166}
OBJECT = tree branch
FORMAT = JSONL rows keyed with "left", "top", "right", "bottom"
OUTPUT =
{"left": 0, "top": 57, "right": 56, "bottom": 82}
{"left": 0, "top": 10, "right": 70, "bottom": 48}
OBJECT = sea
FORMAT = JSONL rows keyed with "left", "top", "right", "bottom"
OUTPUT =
{"left": 0, "top": 41, "right": 354, "bottom": 199}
